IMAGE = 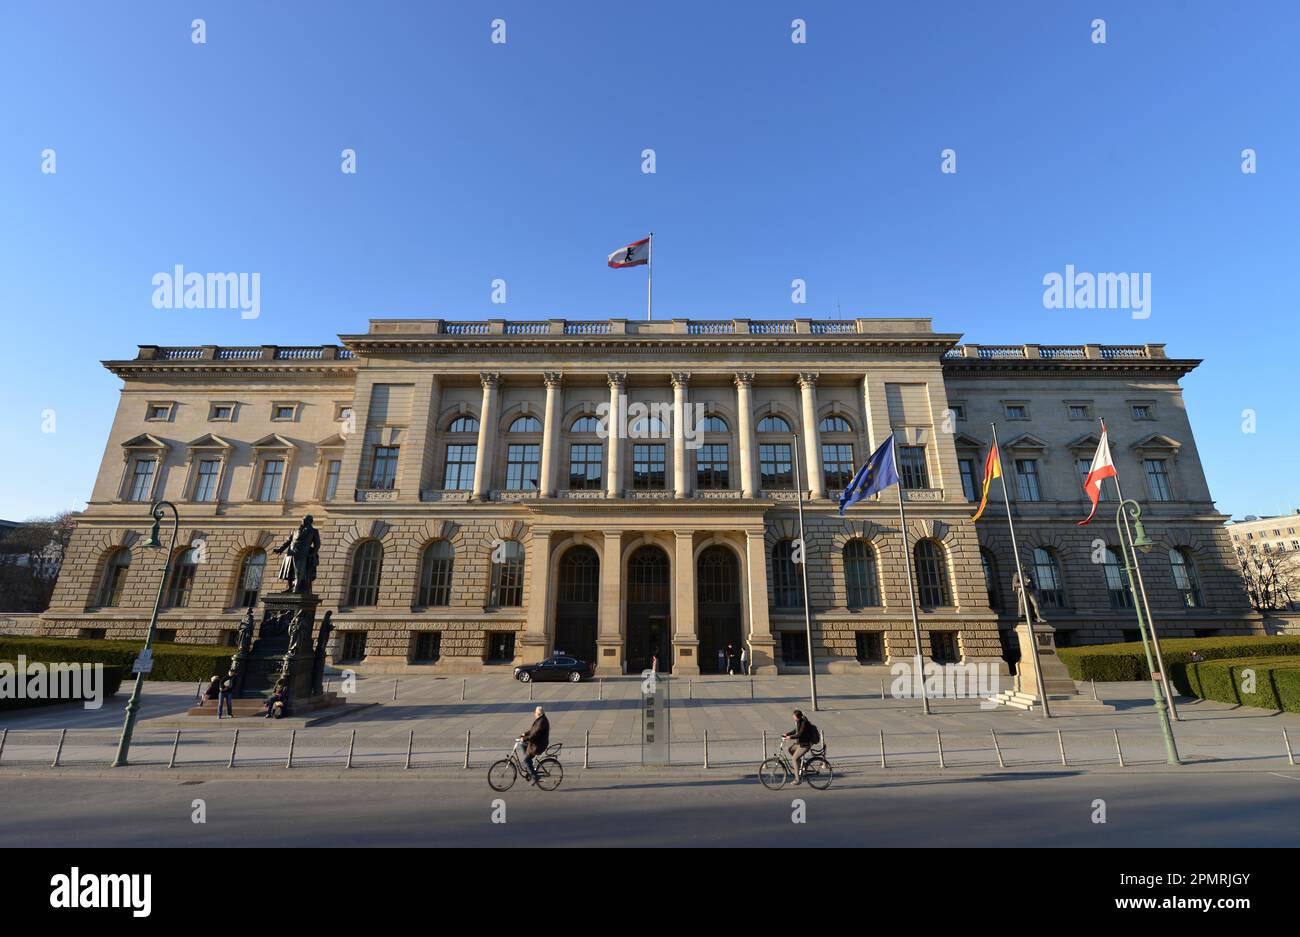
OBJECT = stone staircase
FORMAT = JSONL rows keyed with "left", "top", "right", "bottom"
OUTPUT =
{"left": 993, "top": 688, "right": 1115, "bottom": 714}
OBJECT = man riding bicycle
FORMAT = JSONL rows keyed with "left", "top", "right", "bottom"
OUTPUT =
{"left": 515, "top": 706, "right": 549, "bottom": 784}
{"left": 781, "top": 709, "right": 820, "bottom": 785}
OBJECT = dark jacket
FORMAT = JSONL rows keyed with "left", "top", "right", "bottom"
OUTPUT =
{"left": 523, "top": 714, "right": 550, "bottom": 757}
{"left": 788, "top": 716, "right": 817, "bottom": 746}
{"left": 204, "top": 681, "right": 221, "bottom": 700}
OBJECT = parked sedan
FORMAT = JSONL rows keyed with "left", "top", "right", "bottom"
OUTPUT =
{"left": 514, "top": 656, "right": 594, "bottom": 683}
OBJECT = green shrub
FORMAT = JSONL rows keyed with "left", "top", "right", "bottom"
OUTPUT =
{"left": 1174, "top": 656, "right": 1300, "bottom": 713}
{"left": 0, "top": 660, "right": 125, "bottom": 712}
{"left": 1058, "top": 635, "right": 1300, "bottom": 682}
{"left": 0, "top": 636, "right": 231, "bottom": 683}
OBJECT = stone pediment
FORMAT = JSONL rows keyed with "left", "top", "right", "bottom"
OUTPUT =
{"left": 1129, "top": 433, "right": 1181, "bottom": 452}
{"left": 186, "top": 433, "right": 233, "bottom": 449}
{"left": 120, "top": 433, "right": 169, "bottom": 450}
{"left": 315, "top": 433, "right": 347, "bottom": 448}
{"left": 1065, "top": 432, "right": 1100, "bottom": 452}
{"left": 250, "top": 433, "right": 297, "bottom": 450}
{"left": 1001, "top": 432, "right": 1049, "bottom": 451}
{"left": 952, "top": 433, "right": 986, "bottom": 450}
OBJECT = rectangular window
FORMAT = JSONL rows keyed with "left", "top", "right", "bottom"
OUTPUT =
{"left": 1145, "top": 459, "right": 1173, "bottom": 501}
{"left": 855, "top": 632, "right": 884, "bottom": 663}
{"left": 258, "top": 459, "right": 285, "bottom": 502}
{"left": 1067, "top": 404, "right": 1091, "bottom": 420}
{"left": 1004, "top": 404, "right": 1027, "bottom": 420}
{"left": 146, "top": 404, "right": 171, "bottom": 421}
{"left": 340, "top": 632, "right": 368, "bottom": 662}
{"left": 759, "top": 443, "right": 793, "bottom": 489}
{"left": 929, "top": 631, "right": 960, "bottom": 664}
{"left": 958, "top": 458, "right": 978, "bottom": 502}
{"left": 1131, "top": 404, "right": 1154, "bottom": 420}
{"left": 486, "top": 632, "right": 516, "bottom": 662}
{"left": 369, "top": 445, "right": 399, "bottom": 489}
{"left": 127, "top": 459, "right": 156, "bottom": 502}
{"left": 412, "top": 631, "right": 442, "bottom": 663}
{"left": 822, "top": 443, "right": 855, "bottom": 493}
{"left": 949, "top": 404, "right": 966, "bottom": 421}
{"left": 506, "top": 444, "right": 541, "bottom": 491}
{"left": 209, "top": 404, "right": 233, "bottom": 421}
{"left": 1076, "top": 458, "right": 1109, "bottom": 501}
{"left": 780, "top": 632, "right": 809, "bottom": 665}
{"left": 632, "top": 443, "right": 666, "bottom": 490}
{"left": 443, "top": 444, "right": 477, "bottom": 490}
{"left": 898, "top": 446, "right": 929, "bottom": 489}
{"left": 1015, "top": 459, "right": 1042, "bottom": 501}
{"left": 194, "top": 459, "right": 220, "bottom": 502}
{"left": 78, "top": 628, "right": 106, "bottom": 640}
{"left": 696, "top": 443, "right": 730, "bottom": 490}
{"left": 324, "top": 460, "right": 341, "bottom": 500}
{"left": 272, "top": 404, "right": 297, "bottom": 421}
{"left": 568, "top": 443, "right": 604, "bottom": 490}
{"left": 156, "top": 629, "right": 177, "bottom": 644}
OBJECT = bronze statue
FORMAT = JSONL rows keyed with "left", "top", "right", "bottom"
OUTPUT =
{"left": 1012, "top": 572, "right": 1047, "bottom": 624}
{"left": 273, "top": 515, "right": 320, "bottom": 595}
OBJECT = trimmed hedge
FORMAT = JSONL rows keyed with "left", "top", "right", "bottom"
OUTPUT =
{"left": 1174, "top": 656, "right": 1300, "bottom": 714}
{"left": 0, "top": 660, "right": 124, "bottom": 711}
{"left": 1057, "top": 635, "right": 1300, "bottom": 682}
{"left": 0, "top": 636, "right": 232, "bottom": 683}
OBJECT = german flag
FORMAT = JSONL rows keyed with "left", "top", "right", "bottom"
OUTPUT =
{"left": 970, "top": 441, "right": 1002, "bottom": 521}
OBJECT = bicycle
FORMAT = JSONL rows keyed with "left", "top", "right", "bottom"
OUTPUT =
{"left": 758, "top": 739, "right": 833, "bottom": 791}
{"left": 488, "top": 741, "right": 564, "bottom": 792}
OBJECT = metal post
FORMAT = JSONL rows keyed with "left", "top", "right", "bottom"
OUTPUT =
{"left": 750, "top": 678, "right": 755, "bottom": 700}
{"left": 599, "top": 679, "right": 604, "bottom": 701}
{"left": 936, "top": 729, "right": 945, "bottom": 768}
{"left": 889, "top": 437, "right": 929, "bottom": 715}
{"left": 463, "top": 730, "right": 471, "bottom": 769}
{"left": 228, "top": 729, "right": 239, "bottom": 769}
{"left": 405, "top": 729, "right": 414, "bottom": 770}
{"left": 0, "top": 728, "right": 7, "bottom": 765}
{"left": 1091, "top": 679, "right": 1099, "bottom": 701}
{"left": 688, "top": 679, "right": 692, "bottom": 700}
{"left": 703, "top": 729, "right": 710, "bottom": 769}
{"left": 1284, "top": 728, "right": 1295, "bottom": 767}
{"left": 880, "top": 677, "right": 885, "bottom": 700}
{"left": 529, "top": 681, "right": 534, "bottom": 702}
{"left": 584, "top": 729, "right": 589, "bottom": 769}
{"left": 1056, "top": 729, "right": 1067, "bottom": 766}
{"left": 461, "top": 679, "right": 466, "bottom": 701}
{"left": 345, "top": 729, "right": 355, "bottom": 769}
{"left": 761, "top": 728, "right": 767, "bottom": 760}
{"left": 990, "top": 728, "right": 1005, "bottom": 768}
{"left": 1113, "top": 728, "right": 1125, "bottom": 767}
{"left": 286, "top": 729, "right": 296, "bottom": 769}
{"left": 51, "top": 728, "right": 66, "bottom": 768}
{"left": 879, "top": 729, "right": 886, "bottom": 768}
{"left": 168, "top": 730, "right": 181, "bottom": 769}
{"left": 791, "top": 432, "right": 819, "bottom": 711}
{"left": 392, "top": 679, "right": 398, "bottom": 701}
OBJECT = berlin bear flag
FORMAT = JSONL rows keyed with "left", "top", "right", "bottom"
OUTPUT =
{"left": 1078, "top": 420, "right": 1118, "bottom": 525}
{"left": 608, "top": 234, "right": 654, "bottom": 319}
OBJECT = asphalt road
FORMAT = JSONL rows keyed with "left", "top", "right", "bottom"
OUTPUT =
{"left": 3, "top": 769, "right": 1299, "bottom": 847}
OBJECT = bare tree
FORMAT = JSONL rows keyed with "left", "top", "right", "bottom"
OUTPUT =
{"left": 0, "top": 512, "right": 78, "bottom": 612}
{"left": 1236, "top": 543, "right": 1300, "bottom": 611}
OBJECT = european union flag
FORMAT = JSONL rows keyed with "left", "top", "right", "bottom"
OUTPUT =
{"left": 838, "top": 435, "right": 899, "bottom": 515}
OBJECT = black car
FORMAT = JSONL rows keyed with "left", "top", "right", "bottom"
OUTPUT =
{"left": 514, "top": 656, "right": 594, "bottom": 683}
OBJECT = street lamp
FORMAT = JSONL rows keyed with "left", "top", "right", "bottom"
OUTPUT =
{"left": 111, "top": 500, "right": 179, "bottom": 767}
{"left": 1115, "top": 499, "right": 1180, "bottom": 765}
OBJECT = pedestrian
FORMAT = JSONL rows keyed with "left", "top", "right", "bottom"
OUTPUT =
{"left": 717, "top": 648, "right": 726, "bottom": 674}
{"left": 726, "top": 643, "right": 736, "bottom": 675}
{"left": 202, "top": 676, "right": 220, "bottom": 711}
{"left": 217, "top": 673, "right": 235, "bottom": 719}
{"left": 740, "top": 644, "right": 749, "bottom": 676}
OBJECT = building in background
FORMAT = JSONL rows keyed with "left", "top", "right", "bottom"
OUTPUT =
{"left": 38, "top": 317, "right": 1261, "bottom": 672}
{"left": 1226, "top": 511, "right": 1300, "bottom": 612}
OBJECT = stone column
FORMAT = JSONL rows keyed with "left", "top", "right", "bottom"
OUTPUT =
{"left": 471, "top": 372, "right": 499, "bottom": 501}
{"left": 539, "top": 371, "right": 563, "bottom": 497}
{"left": 520, "top": 528, "right": 551, "bottom": 664}
{"left": 671, "top": 372, "right": 691, "bottom": 499}
{"left": 734, "top": 372, "right": 757, "bottom": 497}
{"left": 744, "top": 527, "right": 777, "bottom": 673}
{"left": 606, "top": 373, "right": 626, "bottom": 499}
{"left": 596, "top": 529, "right": 624, "bottom": 675}
{"left": 672, "top": 530, "right": 700, "bottom": 674}
{"left": 797, "top": 372, "right": 825, "bottom": 500}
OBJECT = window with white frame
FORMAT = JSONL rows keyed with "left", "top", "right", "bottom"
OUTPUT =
{"left": 1145, "top": 459, "right": 1173, "bottom": 501}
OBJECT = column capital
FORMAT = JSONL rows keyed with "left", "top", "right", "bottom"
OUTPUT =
{"left": 733, "top": 372, "right": 755, "bottom": 388}
{"left": 796, "top": 371, "right": 820, "bottom": 389}
{"left": 479, "top": 372, "right": 501, "bottom": 389}
{"left": 607, "top": 371, "right": 627, "bottom": 389}
{"left": 670, "top": 371, "right": 692, "bottom": 388}
{"left": 543, "top": 371, "right": 564, "bottom": 388}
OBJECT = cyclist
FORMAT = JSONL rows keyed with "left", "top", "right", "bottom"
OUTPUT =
{"left": 515, "top": 705, "right": 549, "bottom": 784}
{"left": 781, "top": 709, "right": 820, "bottom": 785}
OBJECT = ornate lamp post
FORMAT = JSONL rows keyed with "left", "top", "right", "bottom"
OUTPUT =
{"left": 1115, "top": 499, "right": 1180, "bottom": 765}
{"left": 111, "top": 500, "right": 179, "bottom": 767}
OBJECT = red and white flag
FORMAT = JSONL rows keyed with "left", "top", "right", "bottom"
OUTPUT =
{"left": 607, "top": 236, "right": 650, "bottom": 268}
{"left": 1078, "top": 420, "right": 1118, "bottom": 525}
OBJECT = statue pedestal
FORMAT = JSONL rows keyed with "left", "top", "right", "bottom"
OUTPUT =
{"left": 993, "top": 622, "right": 1114, "bottom": 713}
{"left": 228, "top": 591, "right": 335, "bottom": 717}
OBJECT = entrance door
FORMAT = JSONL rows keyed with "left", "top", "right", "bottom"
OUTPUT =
{"left": 697, "top": 545, "right": 743, "bottom": 673}
{"left": 554, "top": 545, "right": 599, "bottom": 664}
{"left": 626, "top": 545, "right": 671, "bottom": 673}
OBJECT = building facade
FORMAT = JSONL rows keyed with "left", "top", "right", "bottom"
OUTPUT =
{"left": 40, "top": 317, "right": 1261, "bottom": 673}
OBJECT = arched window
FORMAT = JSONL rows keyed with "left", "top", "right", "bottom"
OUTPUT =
{"left": 757, "top": 415, "right": 792, "bottom": 433}
{"left": 97, "top": 548, "right": 131, "bottom": 607}
{"left": 628, "top": 414, "right": 667, "bottom": 437}
{"left": 914, "top": 540, "right": 951, "bottom": 607}
{"left": 418, "top": 541, "right": 454, "bottom": 607}
{"left": 772, "top": 539, "right": 802, "bottom": 608}
{"left": 1169, "top": 548, "right": 1204, "bottom": 608}
{"left": 1031, "top": 547, "right": 1066, "bottom": 608}
{"left": 558, "top": 547, "right": 599, "bottom": 604}
{"left": 489, "top": 540, "right": 525, "bottom": 607}
{"left": 627, "top": 546, "right": 669, "bottom": 603}
{"left": 843, "top": 540, "right": 881, "bottom": 608}
{"left": 1102, "top": 547, "right": 1133, "bottom": 609}
{"left": 819, "top": 415, "right": 853, "bottom": 433}
{"left": 447, "top": 416, "right": 479, "bottom": 433}
{"left": 980, "top": 549, "right": 1001, "bottom": 610}
{"left": 699, "top": 415, "right": 729, "bottom": 433}
{"left": 165, "top": 546, "right": 199, "bottom": 609}
{"left": 348, "top": 540, "right": 383, "bottom": 606}
{"left": 570, "top": 415, "right": 603, "bottom": 433}
{"left": 820, "top": 415, "right": 855, "bottom": 493}
{"left": 509, "top": 416, "right": 543, "bottom": 433}
{"left": 697, "top": 546, "right": 739, "bottom": 604}
{"left": 236, "top": 549, "right": 266, "bottom": 608}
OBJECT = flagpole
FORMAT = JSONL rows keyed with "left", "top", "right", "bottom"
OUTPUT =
{"left": 791, "top": 432, "right": 819, "bottom": 712}
{"left": 1105, "top": 424, "right": 1180, "bottom": 720}
{"left": 890, "top": 435, "right": 930, "bottom": 715}
{"left": 646, "top": 231, "right": 653, "bottom": 321}
{"left": 992, "top": 423, "right": 1051, "bottom": 718}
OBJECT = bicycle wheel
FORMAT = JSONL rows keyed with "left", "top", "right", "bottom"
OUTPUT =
{"left": 534, "top": 758, "right": 563, "bottom": 791}
{"left": 803, "top": 756, "right": 833, "bottom": 791}
{"left": 487, "top": 759, "right": 518, "bottom": 792}
{"left": 758, "top": 757, "right": 789, "bottom": 790}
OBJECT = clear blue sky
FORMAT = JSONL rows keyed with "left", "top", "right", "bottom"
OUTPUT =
{"left": 1, "top": 1, "right": 1297, "bottom": 522}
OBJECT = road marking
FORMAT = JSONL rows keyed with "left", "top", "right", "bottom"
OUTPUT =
{"left": 1267, "top": 772, "right": 1300, "bottom": 782}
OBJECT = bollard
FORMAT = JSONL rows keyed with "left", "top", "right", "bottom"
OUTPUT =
{"left": 405, "top": 729, "right": 414, "bottom": 770}
{"left": 599, "top": 679, "right": 604, "bottom": 701}
{"left": 529, "top": 681, "right": 534, "bottom": 702}
{"left": 392, "top": 679, "right": 398, "bottom": 702}
{"left": 168, "top": 730, "right": 181, "bottom": 769}
{"left": 880, "top": 678, "right": 885, "bottom": 700}
{"left": 0, "top": 727, "right": 7, "bottom": 765}
{"left": 750, "top": 678, "right": 755, "bottom": 700}
{"left": 584, "top": 730, "right": 590, "bottom": 769}
{"left": 688, "top": 680, "right": 693, "bottom": 700}
{"left": 879, "top": 729, "right": 886, "bottom": 768}
{"left": 51, "top": 728, "right": 66, "bottom": 768}
{"left": 345, "top": 729, "right": 356, "bottom": 769}
{"left": 461, "top": 679, "right": 466, "bottom": 702}
{"left": 703, "top": 729, "right": 710, "bottom": 769}
{"left": 228, "top": 729, "right": 240, "bottom": 769}
{"left": 936, "top": 730, "right": 945, "bottom": 769}
{"left": 1113, "top": 728, "right": 1125, "bottom": 767}
{"left": 1057, "top": 729, "right": 1067, "bottom": 766}
{"left": 286, "top": 729, "right": 296, "bottom": 769}
{"left": 1091, "top": 679, "right": 1099, "bottom": 702}
{"left": 464, "top": 730, "right": 471, "bottom": 769}
{"left": 990, "top": 728, "right": 1005, "bottom": 768}
{"left": 761, "top": 729, "right": 767, "bottom": 760}
{"left": 1284, "top": 728, "right": 1295, "bottom": 767}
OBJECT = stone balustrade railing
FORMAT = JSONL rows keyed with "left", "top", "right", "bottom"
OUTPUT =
{"left": 944, "top": 343, "right": 1166, "bottom": 361}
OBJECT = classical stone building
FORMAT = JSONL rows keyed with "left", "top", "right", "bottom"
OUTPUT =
{"left": 40, "top": 317, "right": 1261, "bottom": 674}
